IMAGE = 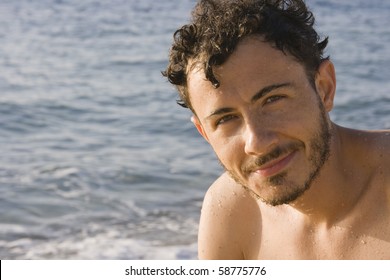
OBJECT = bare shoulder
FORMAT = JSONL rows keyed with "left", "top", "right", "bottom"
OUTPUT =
{"left": 352, "top": 129, "right": 390, "bottom": 252}
{"left": 367, "top": 129, "right": 390, "bottom": 196}
{"left": 346, "top": 128, "right": 390, "bottom": 186}
{"left": 342, "top": 127, "right": 389, "bottom": 168}
{"left": 359, "top": 128, "right": 388, "bottom": 154}
{"left": 358, "top": 129, "right": 389, "bottom": 179}
{"left": 345, "top": 128, "right": 390, "bottom": 206}
{"left": 198, "top": 172, "right": 261, "bottom": 259}
{"left": 366, "top": 129, "right": 390, "bottom": 162}
{"left": 372, "top": 130, "right": 390, "bottom": 182}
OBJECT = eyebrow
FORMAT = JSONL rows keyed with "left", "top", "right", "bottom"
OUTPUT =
{"left": 205, "top": 82, "right": 292, "bottom": 121}
{"left": 250, "top": 82, "right": 292, "bottom": 103}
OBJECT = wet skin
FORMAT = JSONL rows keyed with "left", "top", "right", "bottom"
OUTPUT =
{"left": 187, "top": 36, "right": 390, "bottom": 259}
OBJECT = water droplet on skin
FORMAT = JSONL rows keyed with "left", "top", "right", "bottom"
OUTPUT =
{"left": 361, "top": 240, "right": 367, "bottom": 245}
{"left": 333, "top": 225, "right": 343, "bottom": 231}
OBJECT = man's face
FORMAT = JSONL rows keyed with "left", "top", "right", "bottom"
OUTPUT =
{"left": 187, "top": 36, "right": 335, "bottom": 206}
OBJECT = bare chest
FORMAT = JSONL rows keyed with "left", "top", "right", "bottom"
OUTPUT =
{"left": 249, "top": 224, "right": 390, "bottom": 259}
{"left": 245, "top": 173, "right": 390, "bottom": 259}
{"left": 242, "top": 202, "right": 390, "bottom": 260}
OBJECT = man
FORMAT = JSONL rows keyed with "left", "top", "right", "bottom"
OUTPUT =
{"left": 163, "top": 0, "right": 390, "bottom": 259}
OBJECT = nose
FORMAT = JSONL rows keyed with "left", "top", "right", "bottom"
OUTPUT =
{"left": 243, "top": 120, "right": 278, "bottom": 156}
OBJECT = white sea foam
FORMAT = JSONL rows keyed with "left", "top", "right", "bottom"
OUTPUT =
{"left": 0, "top": 0, "right": 389, "bottom": 260}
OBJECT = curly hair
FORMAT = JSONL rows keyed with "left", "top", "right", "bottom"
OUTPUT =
{"left": 162, "top": 0, "right": 328, "bottom": 111}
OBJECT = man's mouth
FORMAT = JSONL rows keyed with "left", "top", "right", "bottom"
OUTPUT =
{"left": 253, "top": 150, "right": 297, "bottom": 177}
{"left": 242, "top": 141, "right": 303, "bottom": 178}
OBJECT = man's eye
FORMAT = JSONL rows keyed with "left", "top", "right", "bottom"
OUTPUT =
{"left": 216, "top": 115, "right": 237, "bottom": 126}
{"left": 265, "top": 95, "right": 284, "bottom": 104}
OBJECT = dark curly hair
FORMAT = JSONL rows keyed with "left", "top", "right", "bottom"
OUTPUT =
{"left": 162, "top": 0, "right": 329, "bottom": 112}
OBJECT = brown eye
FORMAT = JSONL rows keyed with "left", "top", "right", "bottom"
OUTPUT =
{"left": 216, "top": 115, "right": 237, "bottom": 126}
{"left": 265, "top": 95, "right": 284, "bottom": 104}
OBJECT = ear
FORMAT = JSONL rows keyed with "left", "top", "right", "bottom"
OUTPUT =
{"left": 315, "top": 60, "right": 336, "bottom": 112}
{"left": 191, "top": 115, "right": 210, "bottom": 142}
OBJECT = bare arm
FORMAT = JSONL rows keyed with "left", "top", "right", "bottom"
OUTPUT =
{"left": 198, "top": 173, "right": 261, "bottom": 259}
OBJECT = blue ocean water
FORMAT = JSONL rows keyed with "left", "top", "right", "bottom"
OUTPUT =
{"left": 0, "top": 0, "right": 388, "bottom": 259}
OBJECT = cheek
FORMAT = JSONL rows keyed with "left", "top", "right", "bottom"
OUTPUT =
{"left": 278, "top": 97, "right": 322, "bottom": 135}
{"left": 209, "top": 135, "right": 244, "bottom": 168}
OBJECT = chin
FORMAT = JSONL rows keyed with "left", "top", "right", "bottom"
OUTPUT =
{"left": 247, "top": 173, "right": 313, "bottom": 206}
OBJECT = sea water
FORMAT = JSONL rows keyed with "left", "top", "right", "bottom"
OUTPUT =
{"left": 0, "top": 0, "right": 389, "bottom": 259}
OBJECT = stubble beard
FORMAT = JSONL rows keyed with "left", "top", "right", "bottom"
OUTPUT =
{"left": 220, "top": 102, "right": 332, "bottom": 206}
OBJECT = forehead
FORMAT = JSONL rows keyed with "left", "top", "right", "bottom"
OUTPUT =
{"left": 187, "top": 36, "right": 308, "bottom": 118}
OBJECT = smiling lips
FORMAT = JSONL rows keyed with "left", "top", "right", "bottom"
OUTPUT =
{"left": 253, "top": 151, "right": 297, "bottom": 177}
